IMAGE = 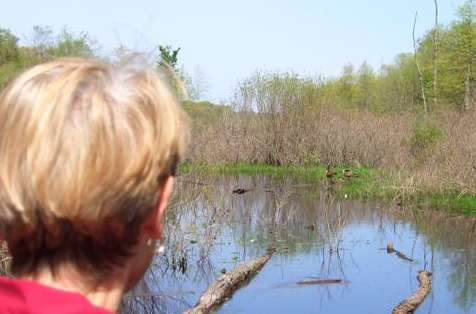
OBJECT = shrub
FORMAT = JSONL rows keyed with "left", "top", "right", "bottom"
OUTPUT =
{"left": 409, "top": 117, "right": 444, "bottom": 161}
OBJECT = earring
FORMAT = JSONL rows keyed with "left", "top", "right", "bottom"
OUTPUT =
{"left": 157, "top": 243, "right": 166, "bottom": 255}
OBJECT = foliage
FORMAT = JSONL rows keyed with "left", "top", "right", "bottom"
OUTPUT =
{"left": 157, "top": 45, "right": 180, "bottom": 70}
{"left": 0, "top": 28, "right": 21, "bottom": 88}
{"left": 53, "top": 29, "right": 95, "bottom": 58}
{"left": 183, "top": 100, "right": 230, "bottom": 121}
{"left": 28, "top": 26, "right": 96, "bottom": 62}
{"left": 0, "top": 28, "right": 19, "bottom": 65}
{"left": 2, "top": 1, "right": 476, "bottom": 111}
{"left": 409, "top": 117, "right": 444, "bottom": 159}
{"left": 0, "top": 26, "right": 97, "bottom": 89}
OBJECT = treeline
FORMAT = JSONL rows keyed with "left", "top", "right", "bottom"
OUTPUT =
{"left": 0, "top": 26, "right": 208, "bottom": 100}
{"left": 0, "top": 26, "right": 96, "bottom": 88}
{"left": 2, "top": 2, "right": 476, "bottom": 112}
{"left": 231, "top": 0, "right": 476, "bottom": 113}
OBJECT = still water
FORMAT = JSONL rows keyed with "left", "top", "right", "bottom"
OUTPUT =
{"left": 122, "top": 174, "right": 476, "bottom": 314}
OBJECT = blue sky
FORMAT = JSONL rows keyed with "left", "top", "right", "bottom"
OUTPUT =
{"left": 0, "top": 0, "right": 467, "bottom": 102}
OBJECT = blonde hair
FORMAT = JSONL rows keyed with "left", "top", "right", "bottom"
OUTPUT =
{"left": 0, "top": 57, "right": 188, "bottom": 275}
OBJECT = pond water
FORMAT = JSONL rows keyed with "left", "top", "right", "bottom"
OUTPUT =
{"left": 121, "top": 174, "right": 476, "bottom": 314}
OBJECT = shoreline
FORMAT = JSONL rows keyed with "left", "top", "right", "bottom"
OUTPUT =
{"left": 180, "top": 163, "right": 476, "bottom": 216}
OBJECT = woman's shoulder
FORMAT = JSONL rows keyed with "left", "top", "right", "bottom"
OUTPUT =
{"left": 0, "top": 276, "right": 114, "bottom": 314}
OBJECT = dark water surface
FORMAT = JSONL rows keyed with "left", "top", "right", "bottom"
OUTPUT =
{"left": 121, "top": 174, "right": 476, "bottom": 314}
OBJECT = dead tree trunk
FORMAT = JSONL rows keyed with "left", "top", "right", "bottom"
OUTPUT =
{"left": 433, "top": 0, "right": 439, "bottom": 106}
{"left": 463, "top": 64, "right": 473, "bottom": 111}
{"left": 184, "top": 251, "right": 274, "bottom": 314}
{"left": 413, "top": 12, "right": 428, "bottom": 113}
{"left": 392, "top": 271, "right": 432, "bottom": 314}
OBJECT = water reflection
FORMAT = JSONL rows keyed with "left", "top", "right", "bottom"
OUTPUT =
{"left": 121, "top": 174, "right": 476, "bottom": 314}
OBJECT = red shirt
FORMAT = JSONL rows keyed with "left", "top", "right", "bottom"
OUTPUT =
{"left": 0, "top": 276, "right": 113, "bottom": 314}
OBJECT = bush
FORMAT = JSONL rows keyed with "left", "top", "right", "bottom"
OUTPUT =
{"left": 409, "top": 118, "right": 444, "bottom": 160}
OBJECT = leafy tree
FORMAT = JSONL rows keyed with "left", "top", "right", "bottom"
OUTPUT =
{"left": 0, "top": 28, "right": 21, "bottom": 88}
{"left": 337, "top": 64, "right": 355, "bottom": 108}
{"left": 157, "top": 45, "right": 180, "bottom": 70}
{"left": 455, "top": 0, "right": 476, "bottom": 110}
{"left": 53, "top": 29, "right": 95, "bottom": 58}
{"left": 27, "top": 26, "right": 96, "bottom": 63}
{"left": 355, "top": 61, "right": 376, "bottom": 110}
{"left": 378, "top": 53, "right": 418, "bottom": 112}
{"left": 0, "top": 28, "right": 19, "bottom": 64}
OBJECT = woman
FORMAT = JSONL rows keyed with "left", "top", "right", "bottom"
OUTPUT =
{"left": 0, "top": 58, "right": 188, "bottom": 313}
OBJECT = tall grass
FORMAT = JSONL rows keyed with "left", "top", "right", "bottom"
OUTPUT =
{"left": 186, "top": 71, "right": 476, "bottom": 203}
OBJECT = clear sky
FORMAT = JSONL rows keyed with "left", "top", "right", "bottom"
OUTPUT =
{"left": 0, "top": 0, "right": 467, "bottom": 102}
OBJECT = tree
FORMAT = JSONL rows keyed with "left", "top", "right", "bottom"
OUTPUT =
{"left": 157, "top": 45, "right": 180, "bottom": 70}
{"left": 456, "top": 0, "right": 476, "bottom": 110}
{"left": 378, "top": 53, "right": 418, "bottom": 111}
{"left": 338, "top": 64, "right": 355, "bottom": 108}
{"left": 53, "top": 29, "right": 95, "bottom": 58}
{"left": 28, "top": 26, "right": 96, "bottom": 62}
{"left": 433, "top": 0, "right": 439, "bottom": 106}
{"left": 413, "top": 12, "right": 428, "bottom": 113}
{"left": 0, "top": 27, "right": 21, "bottom": 88}
{"left": 355, "top": 61, "right": 376, "bottom": 110}
{"left": 0, "top": 28, "right": 19, "bottom": 64}
{"left": 30, "top": 25, "right": 54, "bottom": 62}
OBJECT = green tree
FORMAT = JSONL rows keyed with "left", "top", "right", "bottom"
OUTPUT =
{"left": 0, "top": 28, "right": 19, "bottom": 64}
{"left": 28, "top": 26, "right": 96, "bottom": 62}
{"left": 53, "top": 29, "right": 95, "bottom": 58}
{"left": 0, "top": 28, "right": 21, "bottom": 88}
{"left": 378, "top": 53, "right": 418, "bottom": 112}
{"left": 355, "top": 61, "right": 376, "bottom": 110}
{"left": 157, "top": 45, "right": 180, "bottom": 70}
{"left": 456, "top": 0, "right": 476, "bottom": 110}
{"left": 338, "top": 64, "right": 355, "bottom": 108}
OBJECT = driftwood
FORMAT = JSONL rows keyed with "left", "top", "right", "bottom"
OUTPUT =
{"left": 296, "top": 278, "right": 342, "bottom": 286}
{"left": 184, "top": 251, "right": 274, "bottom": 314}
{"left": 392, "top": 271, "right": 432, "bottom": 314}
{"left": 387, "top": 243, "right": 414, "bottom": 262}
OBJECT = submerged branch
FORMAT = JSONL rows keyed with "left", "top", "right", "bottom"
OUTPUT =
{"left": 184, "top": 250, "right": 274, "bottom": 314}
{"left": 296, "top": 278, "right": 342, "bottom": 285}
{"left": 392, "top": 271, "right": 432, "bottom": 314}
{"left": 387, "top": 243, "right": 414, "bottom": 262}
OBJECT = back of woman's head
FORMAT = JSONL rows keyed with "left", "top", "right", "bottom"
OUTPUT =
{"left": 0, "top": 57, "right": 188, "bottom": 278}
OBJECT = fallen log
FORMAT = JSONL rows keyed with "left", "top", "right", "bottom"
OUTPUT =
{"left": 184, "top": 250, "right": 274, "bottom": 314}
{"left": 232, "top": 188, "right": 253, "bottom": 195}
{"left": 392, "top": 271, "right": 432, "bottom": 314}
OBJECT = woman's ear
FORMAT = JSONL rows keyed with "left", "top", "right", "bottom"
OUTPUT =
{"left": 143, "top": 176, "right": 175, "bottom": 239}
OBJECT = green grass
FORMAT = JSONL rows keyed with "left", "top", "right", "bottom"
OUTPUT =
{"left": 181, "top": 162, "right": 381, "bottom": 199}
{"left": 180, "top": 162, "right": 476, "bottom": 216}
{"left": 414, "top": 193, "right": 476, "bottom": 215}
{"left": 182, "top": 163, "right": 326, "bottom": 179}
